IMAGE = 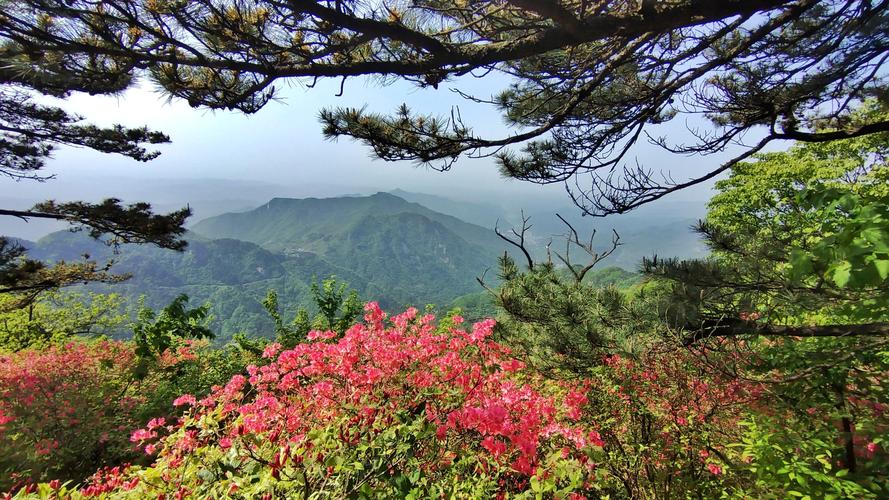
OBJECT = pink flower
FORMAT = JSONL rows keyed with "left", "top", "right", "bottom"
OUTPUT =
{"left": 262, "top": 343, "right": 282, "bottom": 359}
{"left": 306, "top": 330, "right": 337, "bottom": 341}
{"left": 173, "top": 394, "right": 197, "bottom": 407}
{"left": 130, "top": 428, "right": 157, "bottom": 442}
{"left": 588, "top": 430, "right": 605, "bottom": 448}
{"left": 707, "top": 463, "right": 723, "bottom": 475}
{"left": 147, "top": 417, "right": 166, "bottom": 430}
{"left": 481, "top": 436, "right": 508, "bottom": 457}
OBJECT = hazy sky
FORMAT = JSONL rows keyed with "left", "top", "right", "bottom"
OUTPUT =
{"left": 3, "top": 72, "right": 748, "bottom": 239}
{"left": 37, "top": 75, "right": 530, "bottom": 193}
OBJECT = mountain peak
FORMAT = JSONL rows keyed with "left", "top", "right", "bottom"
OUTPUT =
{"left": 191, "top": 193, "right": 506, "bottom": 257}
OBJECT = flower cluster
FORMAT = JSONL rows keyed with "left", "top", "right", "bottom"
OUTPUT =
{"left": 108, "top": 304, "right": 600, "bottom": 497}
{"left": 0, "top": 342, "right": 146, "bottom": 491}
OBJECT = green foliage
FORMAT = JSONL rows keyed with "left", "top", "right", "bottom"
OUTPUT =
{"left": 31, "top": 199, "right": 191, "bottom": 251}
{"left": 0, "top": 292, "right": 126, "bottom": 352}
{"left": 727, "top": 418, "right": 878, "bottom": 499}
{"left": 262, "top": 276, "right": 362, "bottom": 347}
{"left": 0, "top": 89, "right": 168, "bottom": 178}
{"left": 632, "top": 102, "right": 889, "bottom": 497}
{"left": 0, "top": 81, "right": 187, "bottom": 304}
{"left": 646, "top": 101, "right": 889, "bottom": 330}
{"left": 493, "top": 254, "right": 658, "bottom": 373}
{"left": 312, "top": 277, "right": 362, "bottom": 333}
{"left": 788, "top": 186, "right": 889, "bottom": 317}
{"left": 131, "top": 295, "right": 213, "bottom": 360}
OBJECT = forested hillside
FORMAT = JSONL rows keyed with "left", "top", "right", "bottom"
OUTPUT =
{"left": 16, "top": 197, "right": 486, "bottom": 337}
{"left": 15, "top": 193, "right": 670, "bottom": 339}
{"left": 2, "top": 1, "right": 887, "bottom": 498}
{"left": 17, "top": 194, "right": 670, "bottom": 339}
{"left": 14, "top": 194, "right": 510, "bottom": 337}
{"left": 21, "top": 233, "right": 362, "bottom": 338}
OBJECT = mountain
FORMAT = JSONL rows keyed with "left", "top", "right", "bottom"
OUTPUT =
{"left": 191, "top": 193, "right": 514, "bottom": 309}
{"left": 192, "top": 192, "right": 508, "bottom": 257}
{"left": 380, "top": 190, "right": 709, "bottom": 269}
{"left": 21, "top": 194, "right": 514, "bottom": 339}
{"left": 10, "top": 192, "right": 707, "bottom": 341}
{"left": 24, "top": 231, "right": 374, "bottom": 339}
{"left": 387, "top": 189, "right": 509, "bottom": 229}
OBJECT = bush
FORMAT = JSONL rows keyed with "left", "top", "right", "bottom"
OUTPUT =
{"left": 0, "top": 341, "right": 145, "bottom": 490}
{"left": 0, "top": 338, "right": 256, "bottom": 492}
{"left": 9, "top": 304, "right": 886, "bottom": 498}
{"left": 40, "top": 304, "right": 599, "bottom": 498}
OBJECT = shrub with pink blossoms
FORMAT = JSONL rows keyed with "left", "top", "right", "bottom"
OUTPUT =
{"left": 586, "top": 349, "right": 765, "bottom": 497}
{"left": 0, "top": 341, "right": 148, "bottom": 491}
{"left": 62, "top": 304, "right": 603, "bottom": 498}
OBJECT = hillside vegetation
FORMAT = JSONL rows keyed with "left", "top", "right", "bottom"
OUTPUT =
{"left": 2, "top": 1, "right": 888, "bottom": 497}
{"left": 16, "top": 194, "right": 661, "bottom": 340}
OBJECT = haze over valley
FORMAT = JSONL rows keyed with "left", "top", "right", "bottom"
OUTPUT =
{"left": 11, "top": 189, "right": 705, "bottom": 338}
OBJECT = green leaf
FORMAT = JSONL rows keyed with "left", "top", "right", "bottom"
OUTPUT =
{"left": 789, "top": 249, "right": 814, "bottom": 280}
{"left": 832, "top": 261, "right": 853, "bottom": 288}
{"left": 862, "top": 227, "right": 889, "bottom": 252}
{"left": 874, "top": 259, "right": 889, "bottom": 280}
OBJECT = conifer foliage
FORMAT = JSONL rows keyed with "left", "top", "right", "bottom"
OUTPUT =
{"left": 1, "top": 1, "right": 887, "bottom": 215}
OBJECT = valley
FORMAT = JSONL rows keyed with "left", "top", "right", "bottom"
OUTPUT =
{"left": 13, "top": 191, "right": 703, "bottom": 340}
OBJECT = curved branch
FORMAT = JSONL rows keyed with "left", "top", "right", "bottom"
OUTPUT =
{"left": 685, "top": 320, "right": 889, "bottom": 345}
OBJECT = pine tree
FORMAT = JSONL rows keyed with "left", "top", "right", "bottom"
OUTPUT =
{"left": 1, "top": 1, "right": 885, "bottom": 215}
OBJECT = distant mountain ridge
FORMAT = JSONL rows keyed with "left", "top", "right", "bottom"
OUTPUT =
{"left": 192, "top": 192, "right": 507, "bottom": 257}
{"left": 18, "top": 194, "right": 514, "bottom": 338}
{"left": 8, "top": 192, "right": 706, "bottom": 340}
{"left": 191, "top": 193, "right": 512, "bottom": 314}
{"left": 387, "top": 189, "right": 508, "bottom": 229}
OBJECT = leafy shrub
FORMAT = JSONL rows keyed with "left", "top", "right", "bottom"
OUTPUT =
{"left": 131, "top": 294, "right": 214, "bottom": 359}
{"left": 0, "top": 341, "right": 145, "bottom": 490}
{"left": 261, "top": 276, "right": 363, "bottom": 348}
{"left": 41, "top": 304, "right": 599, "bottom": 498}
{"left": 0, "top": 293, "right": 126, "bottom": 352}
{"left": 7, "top": 304, "right": 885, "bottom": 498}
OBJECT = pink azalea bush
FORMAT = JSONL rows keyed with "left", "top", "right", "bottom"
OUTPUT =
{"left": 8, "top": 304, "right": 853, "bottom": 498}
{"left": 55, "top": 304, "right": 604, "bottom": 497}
{"left": 0, "top": 337, "right": 254, "bottom": 495}
{"left": 0, "top": 341, "right": 147, "bottom": 490}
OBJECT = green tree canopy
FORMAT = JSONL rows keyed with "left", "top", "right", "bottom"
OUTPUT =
{"left": 646, "top": 102, "right": 889, "bottom": 344}
{"left": 0, "top": 1, "right": 886, "bottom": 215}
